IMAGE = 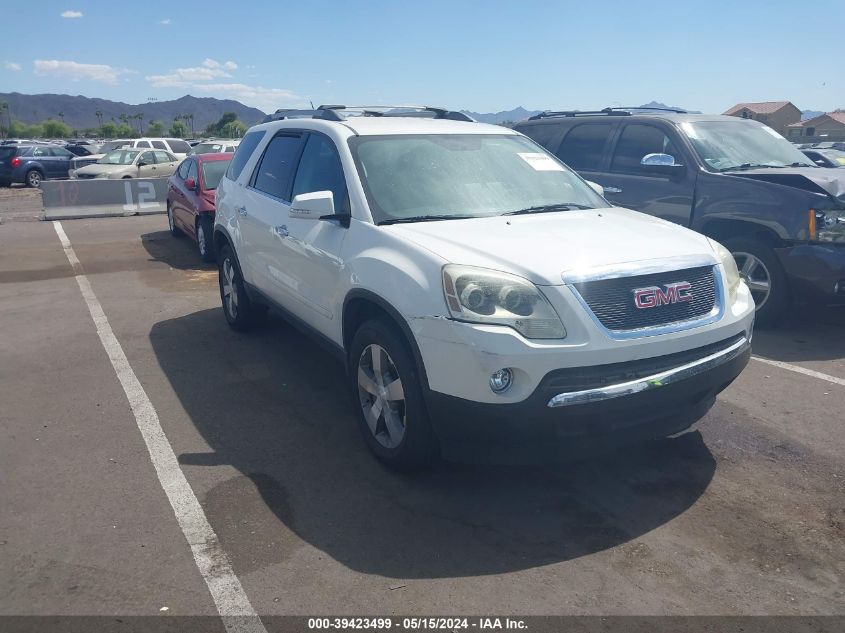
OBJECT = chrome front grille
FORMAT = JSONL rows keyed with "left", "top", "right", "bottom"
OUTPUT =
{"left": 572, "top": 266, "right": 718, "bottom": 332}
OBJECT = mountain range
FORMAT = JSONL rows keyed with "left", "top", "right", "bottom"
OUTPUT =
{"left": 0, "top": 93, "right": 266, "bottom": 131}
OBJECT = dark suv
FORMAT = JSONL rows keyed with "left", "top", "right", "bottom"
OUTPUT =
{"left": 515, "top": 109, "right": 845, "bottom": 323}
{"left": 0, "top": 144, "right": 74, "bottom": 187}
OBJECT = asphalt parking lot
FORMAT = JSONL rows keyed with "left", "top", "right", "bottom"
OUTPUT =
{"left": 1, "top": 205, "right": 844, "bottom": 624}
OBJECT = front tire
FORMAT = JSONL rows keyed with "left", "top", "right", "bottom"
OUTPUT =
{"left": 349, "top": 319, "right": 438, "bottom": 470}
{"left": 218, "top": 244, "right": 264, "bottom": 331}
{"left": 723, "top": 236, "right": 789, "bottom": 326}
{"left": 196, "top": 216, "right": 215, "bottom": 262}
{"left": 25, "top": 170, "right": 43, "bottom": 188}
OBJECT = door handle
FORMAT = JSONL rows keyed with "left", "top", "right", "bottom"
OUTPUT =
{"left": 274, "top": 225, "right": 289, "bottom": 238}
{"left": 235, "top": 205, "right": 247, "bottom": 216}
{"left": 603, "top": 186, "right": 622, "bottom": 194}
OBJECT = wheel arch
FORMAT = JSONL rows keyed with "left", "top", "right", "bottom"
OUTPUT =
{"left": 342, "top": 289, "right": 430, "bottom": 390}
{"left": 698, "top": 218, "right": 784, "bottom": 249}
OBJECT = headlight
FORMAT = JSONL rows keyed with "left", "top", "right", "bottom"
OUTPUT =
{"left": 442, "top": 264, "right": 566, "bottom": 339}
{"left": 707, "top": 238, "right": 741, "bottom": 302}
{"left": 811, "top": 209, "right": 845, "bottom": 243}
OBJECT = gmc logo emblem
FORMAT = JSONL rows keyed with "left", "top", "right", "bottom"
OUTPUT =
{"left": 634, "top": 282, "right": 693, "bottom": 309}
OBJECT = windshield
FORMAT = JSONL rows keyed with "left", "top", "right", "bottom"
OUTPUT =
{"left": 348, "top": 134, "right": 604, "bottom": 224}
{"left": 192, "top": 142, "right": 230, "bottom": 155}
{"left": 99, "top": 140, "right": 130, "bottom": 154}
{"left": 99, "top": 149, "right": 141, "bottom": 165}
{"left": 200, "top": 159, "right": 231, "bottom": 190}
{"left": 681, "top": 121, "right": 815, "bottom": 171}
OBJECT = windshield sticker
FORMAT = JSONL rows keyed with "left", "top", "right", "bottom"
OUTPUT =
{"left": 518, "top": 153, "right": 564, "bottom": 171}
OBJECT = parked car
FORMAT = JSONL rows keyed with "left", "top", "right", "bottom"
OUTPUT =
{"left": 70, "top": 148, "right": 179, "bottom": 180}
{"left": 70, "top": 137, "right": 191, "bottom": 172}
{"left": 65, "top": 142, "right": 102, "bottom": 157}
{"left": 212, "top": 105, "right": 754, "bottom": 469}
{"left": 802, "top": 148, "right": 845, "bottom": 168}
{"left": 809, "top": 141, "right": 845, "bottom": 152}
{"left": 167, "top": 152, "right": 233, "bottom": 262}
{"left": 189, "top": 139, "right": 241, "bottom": 155}
{"left": 514, "top": 109, "right": 845, "bottom": 324}
{"left": 0, "top": 143, "right": 74, "bottom": 187}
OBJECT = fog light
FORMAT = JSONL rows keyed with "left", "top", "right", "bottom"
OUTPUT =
{"left": 489, "top": 368, "right": 513, "bottom": 393}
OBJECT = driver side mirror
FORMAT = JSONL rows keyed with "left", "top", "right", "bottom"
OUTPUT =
{"left": 185, "top": 177, "right": 197, "bottom": 190}
{"left": 291, "top": 190, "right": 350, "bottom": 227}
{"left": 137, "top": 161, "right": 148, "bottom": 167}
{"left": 640, "top": 153, "right": 686, "bottom": 178}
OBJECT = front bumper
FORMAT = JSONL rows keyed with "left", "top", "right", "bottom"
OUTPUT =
{"left": 426, "top": 334, "right": 751, "bottom": 464}
{"left": 778, "top": 242, "right": 845, "bottom": 303}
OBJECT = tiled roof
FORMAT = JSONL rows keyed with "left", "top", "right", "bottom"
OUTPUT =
{"left": 790, "top": 112, "right": 845, "bottom": 127}
{"left": 723, "top": 101, "right": 792, "bottom": 115}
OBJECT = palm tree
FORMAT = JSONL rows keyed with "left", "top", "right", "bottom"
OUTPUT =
{"left": 95, "top": 109, "right": 104, "bottom": 127}
{"left": 187, "top": 113, "right": 194, "bottom": 136}
{"left": 135, "top": 113, "right": 144, "bottom": 135}
{"left": 119, "top": 113, "right": 129, "bottom": 126}
{"left": 0, "top": 102, "right": 9, "bottom": 138}
{"left": 57, "top": 111, "right": 65, "bottom": 123}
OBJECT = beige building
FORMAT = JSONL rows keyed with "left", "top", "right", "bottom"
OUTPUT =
{"left": 723, "top": 101, "right": 802, "bottom": 136}
{"left": 786, "top": 112, "right": 845, "bottom": 142}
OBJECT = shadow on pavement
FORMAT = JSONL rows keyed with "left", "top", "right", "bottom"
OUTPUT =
{"left": 752, "top": 304, "right": 845, "bottom": 363}
{"left": 141, "top": 230, "right": 214, "bottom": 271}
{"left": 151, "top": 307, "right": 716, "bottom": 579}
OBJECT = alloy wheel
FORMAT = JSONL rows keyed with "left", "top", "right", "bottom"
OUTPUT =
{"left": 27, "top": 171, "right": 41, "bottom": 187}
{"left": 733, "top": 251, "right": 771, "bottom": 310}
{"left": 357, "top": 344, "right": 406, "bottom": 449}
{"left": 222, "top": 258, "right": 238, "bottom": 319}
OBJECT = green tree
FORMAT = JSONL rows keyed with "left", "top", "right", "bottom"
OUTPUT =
{"left": 169, "top": 119, "right": 189, "bottom": 138}
{"left": 221, "top": 120, "right": 247, "bottom": 138}
{"left": 146, "top": 120, "right": 165, "bottom": 136}
{"left": 100, "top": 122, "right": 119, "bottom": 138}
{"left": 42, "top": 119, "right": 73, "bottom": 138}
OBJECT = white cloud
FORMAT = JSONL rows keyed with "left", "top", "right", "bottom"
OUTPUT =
{"left": 147, "top": 58, "right": 239, "bottom": 86}
{"left": 202, "top": 58, "right": 237, "bottom": 71}
{"left": 146, "top": 58, "right": 296, "bottom": 112}
{"left": 191, "top": 83, "right": 301, "bottom": 113}
{"left": 34, "top": 59, "right": 132, "bottom": 84}
{"left": 160, "top": 18, "right": 171, "bottom": 25}
{"left": 4, "top": 61, "right": 22, "bottom": 71}
{"left": 61, "top": 10, "right": 83, "bottom": 18}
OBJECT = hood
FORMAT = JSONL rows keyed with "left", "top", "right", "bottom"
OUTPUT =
{"left": 728, "top": 167, "right": 845, "bottom": 205}
{"left": 75, "top": 163, "right": 132, "bottom": 175}
{"left": 384, "top": 207, "right": 715, "bottom": 285}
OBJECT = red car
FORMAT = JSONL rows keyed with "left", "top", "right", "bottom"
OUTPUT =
{"left": 166, "top": 153, "right": 233, "bottom": 262}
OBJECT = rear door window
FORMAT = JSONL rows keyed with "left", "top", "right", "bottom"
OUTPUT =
{"left": 556, "top": 123, "right": 614, "bottom": 171}
{"left": 226, "top": 130, "right": 265, "bottom": 181}
{"left": 610, "top": 124, "right": 681, "bottom": 174}
{"left": 136, "top": 141, "right": 151, "bottom": 148}
{"left": 251, "top": 133, "right": 303, "bottom": 200}
{"left": 151, "top": 141, "right": 167, "bottom": 150}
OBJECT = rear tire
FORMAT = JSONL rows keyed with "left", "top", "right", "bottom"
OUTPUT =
{"left": 25, "top": 170, "right": 43, "bottom": 188}
{"left": 197, "top": 216, "right": 215, "bottom": 262}
{"left": 349, "top": 319, "right": 438, "bottom": 470}
{"left": 218, "top": 244, "right": 265, "bottom": 331}
{"left": 723, "top": 236, "right": 789, "bottom": 326}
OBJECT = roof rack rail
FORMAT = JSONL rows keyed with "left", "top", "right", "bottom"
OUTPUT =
{"left": 528, "top": 106, "right": 686, "bottom": 120}
{"left": 320, "top": 105, "right": 475, "bottom": 122}
{"left": 262, "top": 105, "right": 474, "bottom": 124}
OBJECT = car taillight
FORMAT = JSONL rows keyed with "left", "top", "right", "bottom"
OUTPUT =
{"left": 11, "top": 157, "right": 21, "bottom": 168}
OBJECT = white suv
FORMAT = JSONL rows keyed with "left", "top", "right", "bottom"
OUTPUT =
{"left": 214, "top": 105, "right": 755, "bottom": 468}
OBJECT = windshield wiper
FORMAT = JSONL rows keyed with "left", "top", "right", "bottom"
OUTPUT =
{"left": 502, "top": 203, "right": 593, "bottom": 216}
{"left": 720, "top": 163, "right": 786, "bottom": 172}
{"left": 378, "top": 214, "right": 479, "bottom": 225}
{"left": 788, "top": 162, "right": 815, "bottom": 168}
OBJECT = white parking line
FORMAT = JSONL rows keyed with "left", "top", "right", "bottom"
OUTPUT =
{"left": 53, "top": 221, "right": 267, "bottom": 633}
{"left": 752, "top": 355, "right": 845, "bottom": 387}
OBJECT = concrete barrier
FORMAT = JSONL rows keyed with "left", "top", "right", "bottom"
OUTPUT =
{"left": 42, "top": 178, "right": 169, "bottom": 220}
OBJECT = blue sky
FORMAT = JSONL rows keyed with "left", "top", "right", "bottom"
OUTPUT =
{"left": 1, "top": 0, "right": 843, "bottom": 114}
